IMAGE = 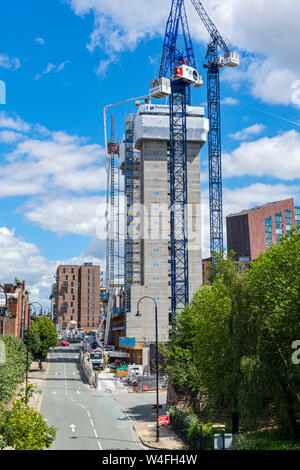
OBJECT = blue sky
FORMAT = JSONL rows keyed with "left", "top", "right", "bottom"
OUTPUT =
{"left": 0, "top": 0, "right": 299, "bottom": 305}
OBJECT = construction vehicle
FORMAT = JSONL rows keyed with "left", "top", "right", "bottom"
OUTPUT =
{"left": 88, "top": 351, "right": 105, "bottom": 371}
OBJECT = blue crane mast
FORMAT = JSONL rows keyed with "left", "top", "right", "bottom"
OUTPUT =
{"left": 190, "top": 0, "right": 239, "bottom": 262}
{"left": 150, "top": 0, "right": 202, "bottom": 327}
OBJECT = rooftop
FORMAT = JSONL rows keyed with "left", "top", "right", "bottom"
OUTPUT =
{"left": 227, "top": 198, "right": 294, "bottom": 218}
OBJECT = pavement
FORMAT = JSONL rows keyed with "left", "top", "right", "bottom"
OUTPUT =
{"left": 97, "top": 369, "right": 189, "bottom": 450}
{"left": 24, "top": 344, "right": 187, "bottom": 450}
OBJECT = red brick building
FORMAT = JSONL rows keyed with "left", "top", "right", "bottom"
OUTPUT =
{"left": 54, "top": 263, "right": 101, "bottom": 330}
{"left": 226, "top": 198, "right": 298, "bottom": 261}
{"left": 0, "top": 281, "right": 29, "bottom": 338}
{"left": 202, "top": 258, "right": 250, "bottom": 286}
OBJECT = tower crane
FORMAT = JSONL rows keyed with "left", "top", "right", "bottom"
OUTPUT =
{"left": 190, "top": 0, "right": 239, "bottom": 262}
{"left": 150, "top": 0, "right": 203, "bottom": 326}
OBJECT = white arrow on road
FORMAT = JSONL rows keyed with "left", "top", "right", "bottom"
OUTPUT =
{"left": 69, "top": 424, "right": 76, "bottom": 433}
{"left": 76, "top": 390, "right": 80, "bottom": 395}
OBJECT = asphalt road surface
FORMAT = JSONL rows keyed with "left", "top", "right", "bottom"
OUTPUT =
{"left": 40, "top": 345, "right": 142, "bottom": 450}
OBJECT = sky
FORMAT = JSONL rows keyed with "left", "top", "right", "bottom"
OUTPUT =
{"left": 0, "top": 0, "right": 299, "bottom": 307}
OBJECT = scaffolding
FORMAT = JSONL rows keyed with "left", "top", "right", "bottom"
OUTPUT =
{"left": 124, "top": 116, "right": 134, "bottom": 313}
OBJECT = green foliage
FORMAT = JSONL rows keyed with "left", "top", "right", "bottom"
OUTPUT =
{"left": 166, "top": 230, "right": 300, "bottom": 443}
{"left": 169, "top": 406, "right": 214, "bottom": 449}
{"left": 241, "top": 230, "right": 300, "bottom": 442}
{"left": 0, "top": 335, "right": 30, "bottom": 402}
{"left": 28, "top": 316, "right": 58, "bottom": 365}
{"left": 0, "top": 385, "right": 56, "bottom": 450}
{"left": 233, "top": 430, "right": 300, "bottom": 450}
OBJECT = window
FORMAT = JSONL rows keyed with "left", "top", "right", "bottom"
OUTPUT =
{"left": 275, "top": 212, "right": 283, "bottom": 243}
{"left": 295, "top": 207, "right": 300, "bottom": 231}
{"left": 285, "top": 209, "right": 293, "bottom": 233}
{"left": 264, "top": 217, "right": 272, "bottom": 248}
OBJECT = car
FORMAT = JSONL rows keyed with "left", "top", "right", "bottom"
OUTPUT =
{"left": 60, "top": 340, "right": 69, "bottom": 346}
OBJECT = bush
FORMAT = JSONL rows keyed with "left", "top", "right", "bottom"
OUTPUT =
{"left": 0, "top": 335, "right": 30, "bottom": 402}
{"left": 233, "top": 430, "right": 300, "bottom": 450}
{"left": 169, "top": 406, "right": 214, "bottom": 450}
{"left": 0, "top": 385, "right": 56, "bottom": 450}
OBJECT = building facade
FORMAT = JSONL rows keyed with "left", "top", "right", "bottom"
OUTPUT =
{"left": 115, "top": 103, "right": 209, "bottom": 360}
{"left": 226, "top": 198, "right": 299, "bottom": 261}
{"left": 0, "top": 281, "right": 29, "bottom": 338}
{"left": 54, "top": 263, "right": 101, "bottom": 330}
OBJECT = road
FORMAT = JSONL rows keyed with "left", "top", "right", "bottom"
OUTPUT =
{"left": 40, "top": 345, "right": 143, "bottom": 450}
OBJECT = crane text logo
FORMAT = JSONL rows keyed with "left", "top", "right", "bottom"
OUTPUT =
{"left": 292, "top": 340, "right": 300, "bottom": 365}
{"left": 0, "top": 80, "right": 6, "bottom": 105}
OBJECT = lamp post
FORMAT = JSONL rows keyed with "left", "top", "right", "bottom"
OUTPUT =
{"left": 30, "top": 301, "right": 43, "bottom": 318}
{"left": 25, "top": 303, "right": 37, "bottom": 400}
{"left": 0, "top": 284, "right": 10, "bottom": 335}
{"left": 136, "top": 296, "right": 160, "bottom": 442}
{"left": 42, "top": 306, "right": 51, "bottom": 317}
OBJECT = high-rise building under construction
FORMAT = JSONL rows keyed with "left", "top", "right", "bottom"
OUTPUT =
{"left": 118, "top": 103, "right": 209, "bottom": 353}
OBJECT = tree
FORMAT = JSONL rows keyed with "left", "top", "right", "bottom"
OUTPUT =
{"left": 0, "top": 385, "right": 56, "bottom": 450}
{"left": 244, "top": 229, "right": 300, "bottom": 443}
{"left": 27, "top": 316, "right": 58, "bottom": 369}
{"left": 0, "top": 335, "right": 29, "bottom": 402}
{"left": 166, "top": 252, "right": 252, "bottom": 433}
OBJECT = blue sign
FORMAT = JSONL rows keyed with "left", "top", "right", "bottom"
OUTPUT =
{"left": 119, "top": 337, "right": 136, "bottom": 347}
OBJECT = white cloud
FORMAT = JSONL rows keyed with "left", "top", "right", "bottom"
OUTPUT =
{"left": 56, "top": 61, "right": 71, "bottom": 72}
{"left": 0, "top": 111, "right": 31, "bottom": 132}
{"left": 34, "top": 61, "right": 70, "bottom": 80}
{"left": 35, "top": 37, "right": 45, "bottom": 45}
{"left": 223, "top": 130, "right": 300, "bottom": 181}
{"left": 229, "top": 123, "right": 265, "bottom": 141}
{"left": 0, "top": 54, "right": 20, "bottom": 70}
{"left": 0, "top": 112, "right": 107, "bottom": 237}
{"left": 221, "top": 97, "right": 239, "bottom": 106}
{"left": 67, "top": 0, "right": 300, "bottom": 104}
{"left": 0, "top": 227, "right": 104, "bottom": 306}
{"left": 201, "top": 182, "right": 300, "bottom": 258}
{"left": 0, "top": 113, "right": 105, "bottom": 198}
{"left": 0, "top": 130, "right": 24, "bottom": 143}
{"left": 23, "top": 195, "right": 106, "bottom": 237}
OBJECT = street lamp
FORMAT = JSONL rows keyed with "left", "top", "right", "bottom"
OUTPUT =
{"left": 30, "top": 301, "right": 43, "bottom": 318}
{"left": 0, "top": 284, "right": 10, "bottom": 335}
{"left": 42, "top": 306, "right": 51, "bottom": 317}
{"left": 136, "top": 296, "right": 160, "bottom": 442}
{"left": 25, "top": 303, "right": 37, "bottom": 400}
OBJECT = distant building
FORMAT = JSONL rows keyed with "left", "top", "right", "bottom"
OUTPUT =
{"left": 226, "top": 198, "right": 299, "bottom": 262}
{"left": 54, "top": 263, "right": 101, "bottom": 330}
{"left": 0, "top": 281, "right": 29, "bottom": 338}
{"left": 202, "top": 257, "right": 250, "bottom": 286}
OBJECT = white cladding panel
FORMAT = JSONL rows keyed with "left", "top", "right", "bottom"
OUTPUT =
{"left": 135, "top": 108, "right": 209, "bottom": 148}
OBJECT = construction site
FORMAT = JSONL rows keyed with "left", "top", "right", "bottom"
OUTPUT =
{"left": 100, "top": 0, "right": 240, "bottom": 368}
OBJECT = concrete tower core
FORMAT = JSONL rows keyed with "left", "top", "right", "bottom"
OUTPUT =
{"left": 119, "top": 103, "right": 209, "bottom": 346}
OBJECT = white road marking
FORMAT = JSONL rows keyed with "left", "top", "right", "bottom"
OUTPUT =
{"left": 69, "top": 424, "right": 76, "bottom": 433}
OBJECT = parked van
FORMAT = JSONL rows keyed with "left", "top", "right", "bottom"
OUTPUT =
{"left": 127, "top": 364, "right": 143, "bottom": 384}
